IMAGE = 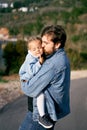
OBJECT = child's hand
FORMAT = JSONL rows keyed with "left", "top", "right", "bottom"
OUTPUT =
{"left": 39, "top": 55, "right": 45, "bottom": 65}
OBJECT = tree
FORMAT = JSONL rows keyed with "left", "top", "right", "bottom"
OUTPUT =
{"left": 14, "top": 1, "right": 23, "bottom": 10}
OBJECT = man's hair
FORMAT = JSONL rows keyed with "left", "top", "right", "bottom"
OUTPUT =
{"left": 41, "top": 25, "right": 67, "bottom": 48}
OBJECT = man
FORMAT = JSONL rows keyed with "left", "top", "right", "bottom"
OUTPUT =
{"left": 19, "top": 25, "right": 70, "bottom": 130}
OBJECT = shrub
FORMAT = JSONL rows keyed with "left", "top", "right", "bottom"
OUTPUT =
{"left": 71, "top": 35, "right": 80, "bottom": 42}
{"left": 9, "top": 27, "right": 20, "bottom": 35}
{"left": 70, "top": 7, "right": 85, "bottom": 23}
{"left": 3, "top": 40, "right": 27, "bottom": 75}
{"left": 61, "top": 11, "right": 70, "bottom": 24}
{"left": 35, "top": 16, "right": 44, "bottom": 34}
{"left": 23, "top": 23, "right": 35, "bottom": 35}
{"left": 66, "top": 47, "right": 87, "bottom": 70}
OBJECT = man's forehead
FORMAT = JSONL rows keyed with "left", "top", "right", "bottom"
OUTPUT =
{"left": 42, "top": 34, "right": 52, "bottom": 42}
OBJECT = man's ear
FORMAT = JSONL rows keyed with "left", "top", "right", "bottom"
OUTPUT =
{"left": 55, "top": 43, "right": 61, "bottom": 50}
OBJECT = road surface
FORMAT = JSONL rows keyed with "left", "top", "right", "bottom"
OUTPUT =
{"left": 0, "top": 78, "right": 87, "bottom": 130}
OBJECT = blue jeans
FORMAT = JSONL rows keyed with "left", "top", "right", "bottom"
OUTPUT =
{"left": 19, "top": 111, "right": 55, "bottom": 130}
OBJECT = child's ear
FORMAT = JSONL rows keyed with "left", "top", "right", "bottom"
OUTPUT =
{"left": 55, "top": 43, "right": 61, "bottom": 49}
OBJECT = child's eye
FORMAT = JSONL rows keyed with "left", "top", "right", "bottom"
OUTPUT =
{"left": 32, "top": 48, "right": 36, "bottom": 51}
{"left": 38, "top": 47, "right": 41, "bottom": 49}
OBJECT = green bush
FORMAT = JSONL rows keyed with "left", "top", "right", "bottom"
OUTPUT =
{"left": 66, "top": 48, "right": 87, "bottom": 70}
{"left": 61, "top": 11, "right": 70, "bottom": 24}
{"left": 23, "top": 17, "right": 44, "bottom": 35}
{"left": 81, "top": 0, "right": 87, "bottom": 8}
{"left": 9, "top": 27, "right": 20, "bottom": 35}
{"left": 71, "top": 33, "right": 87, "bottom": 43}
{"left": 3, "top": 40, "right": 27, "bottom": 75}
{"left": 35, "top": 16, "right": 44, "bottom": 34}
{"left": 23, "top": 23, "right": 35, "bottom": 35}
{"left": 71, "top": 35, "right": 80, "bottom": 42}
{"left": 82, "top": 33, "right": 87, "bottom": 41}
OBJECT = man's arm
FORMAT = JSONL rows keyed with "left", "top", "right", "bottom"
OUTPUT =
{"left": 21, "top": 62, "right": 55, "bottom": 97}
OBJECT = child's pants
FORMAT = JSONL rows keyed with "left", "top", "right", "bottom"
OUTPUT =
{"left": 37, "top": 92, "right": 45, "bottom": 117}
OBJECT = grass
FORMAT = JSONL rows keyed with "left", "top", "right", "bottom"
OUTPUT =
{"left": 0, "top": 77, "right": 8, "bottom": 83}
{"left": 0, "top": 71, "right": 8, "bottom": 83}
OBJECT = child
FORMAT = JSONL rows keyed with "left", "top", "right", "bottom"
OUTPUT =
{"left": 19, "top": 36, "right": 53, "bottom": 128}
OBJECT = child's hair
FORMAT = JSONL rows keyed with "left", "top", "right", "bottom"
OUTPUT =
{"left": 27, "top": 36, "right": 42, "bottom": 50}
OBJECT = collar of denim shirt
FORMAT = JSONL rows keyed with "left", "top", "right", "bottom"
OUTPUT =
{"left": 46, "top": 48, "right": 64, "bottom": 59}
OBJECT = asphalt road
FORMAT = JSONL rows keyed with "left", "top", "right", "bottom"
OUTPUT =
{"left": 0, "top": 78, "right": 87, "bottom": 130}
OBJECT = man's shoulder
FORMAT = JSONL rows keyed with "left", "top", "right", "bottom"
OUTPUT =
{"left": 49, "top": 49, "right": 67, "bottom": 68}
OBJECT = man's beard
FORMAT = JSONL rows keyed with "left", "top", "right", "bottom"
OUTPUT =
{"left": 43, "top": 48, "right": 47, "bottom": 55}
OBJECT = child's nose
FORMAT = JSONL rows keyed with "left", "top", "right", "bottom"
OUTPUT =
{"left": 36, "top": 48, "right": 40, "bottom": 52}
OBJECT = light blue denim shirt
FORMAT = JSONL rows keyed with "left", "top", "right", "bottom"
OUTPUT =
{"left": 19, "top": 51, "right": 41, "bottom": 81}
{"left": 21, "top": 48, "right": 70, "bottom": 121}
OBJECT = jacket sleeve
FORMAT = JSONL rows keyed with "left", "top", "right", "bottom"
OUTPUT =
{"left": 19, "top": 55, "right": 41, "bottom": 81}
{"left": 21, "top": 62, "right": 55, "bottom": 97}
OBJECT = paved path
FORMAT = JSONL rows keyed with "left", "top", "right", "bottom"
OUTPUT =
{"left": 0, "top": 78, "right": 87, "bottom": 130}
{"left": 55, "top": 77, "right": 87, "bottom": 130}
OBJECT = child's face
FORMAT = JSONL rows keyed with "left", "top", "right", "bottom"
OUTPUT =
{"left": 28, "top": 40, "right": 43, "bottom": 57}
